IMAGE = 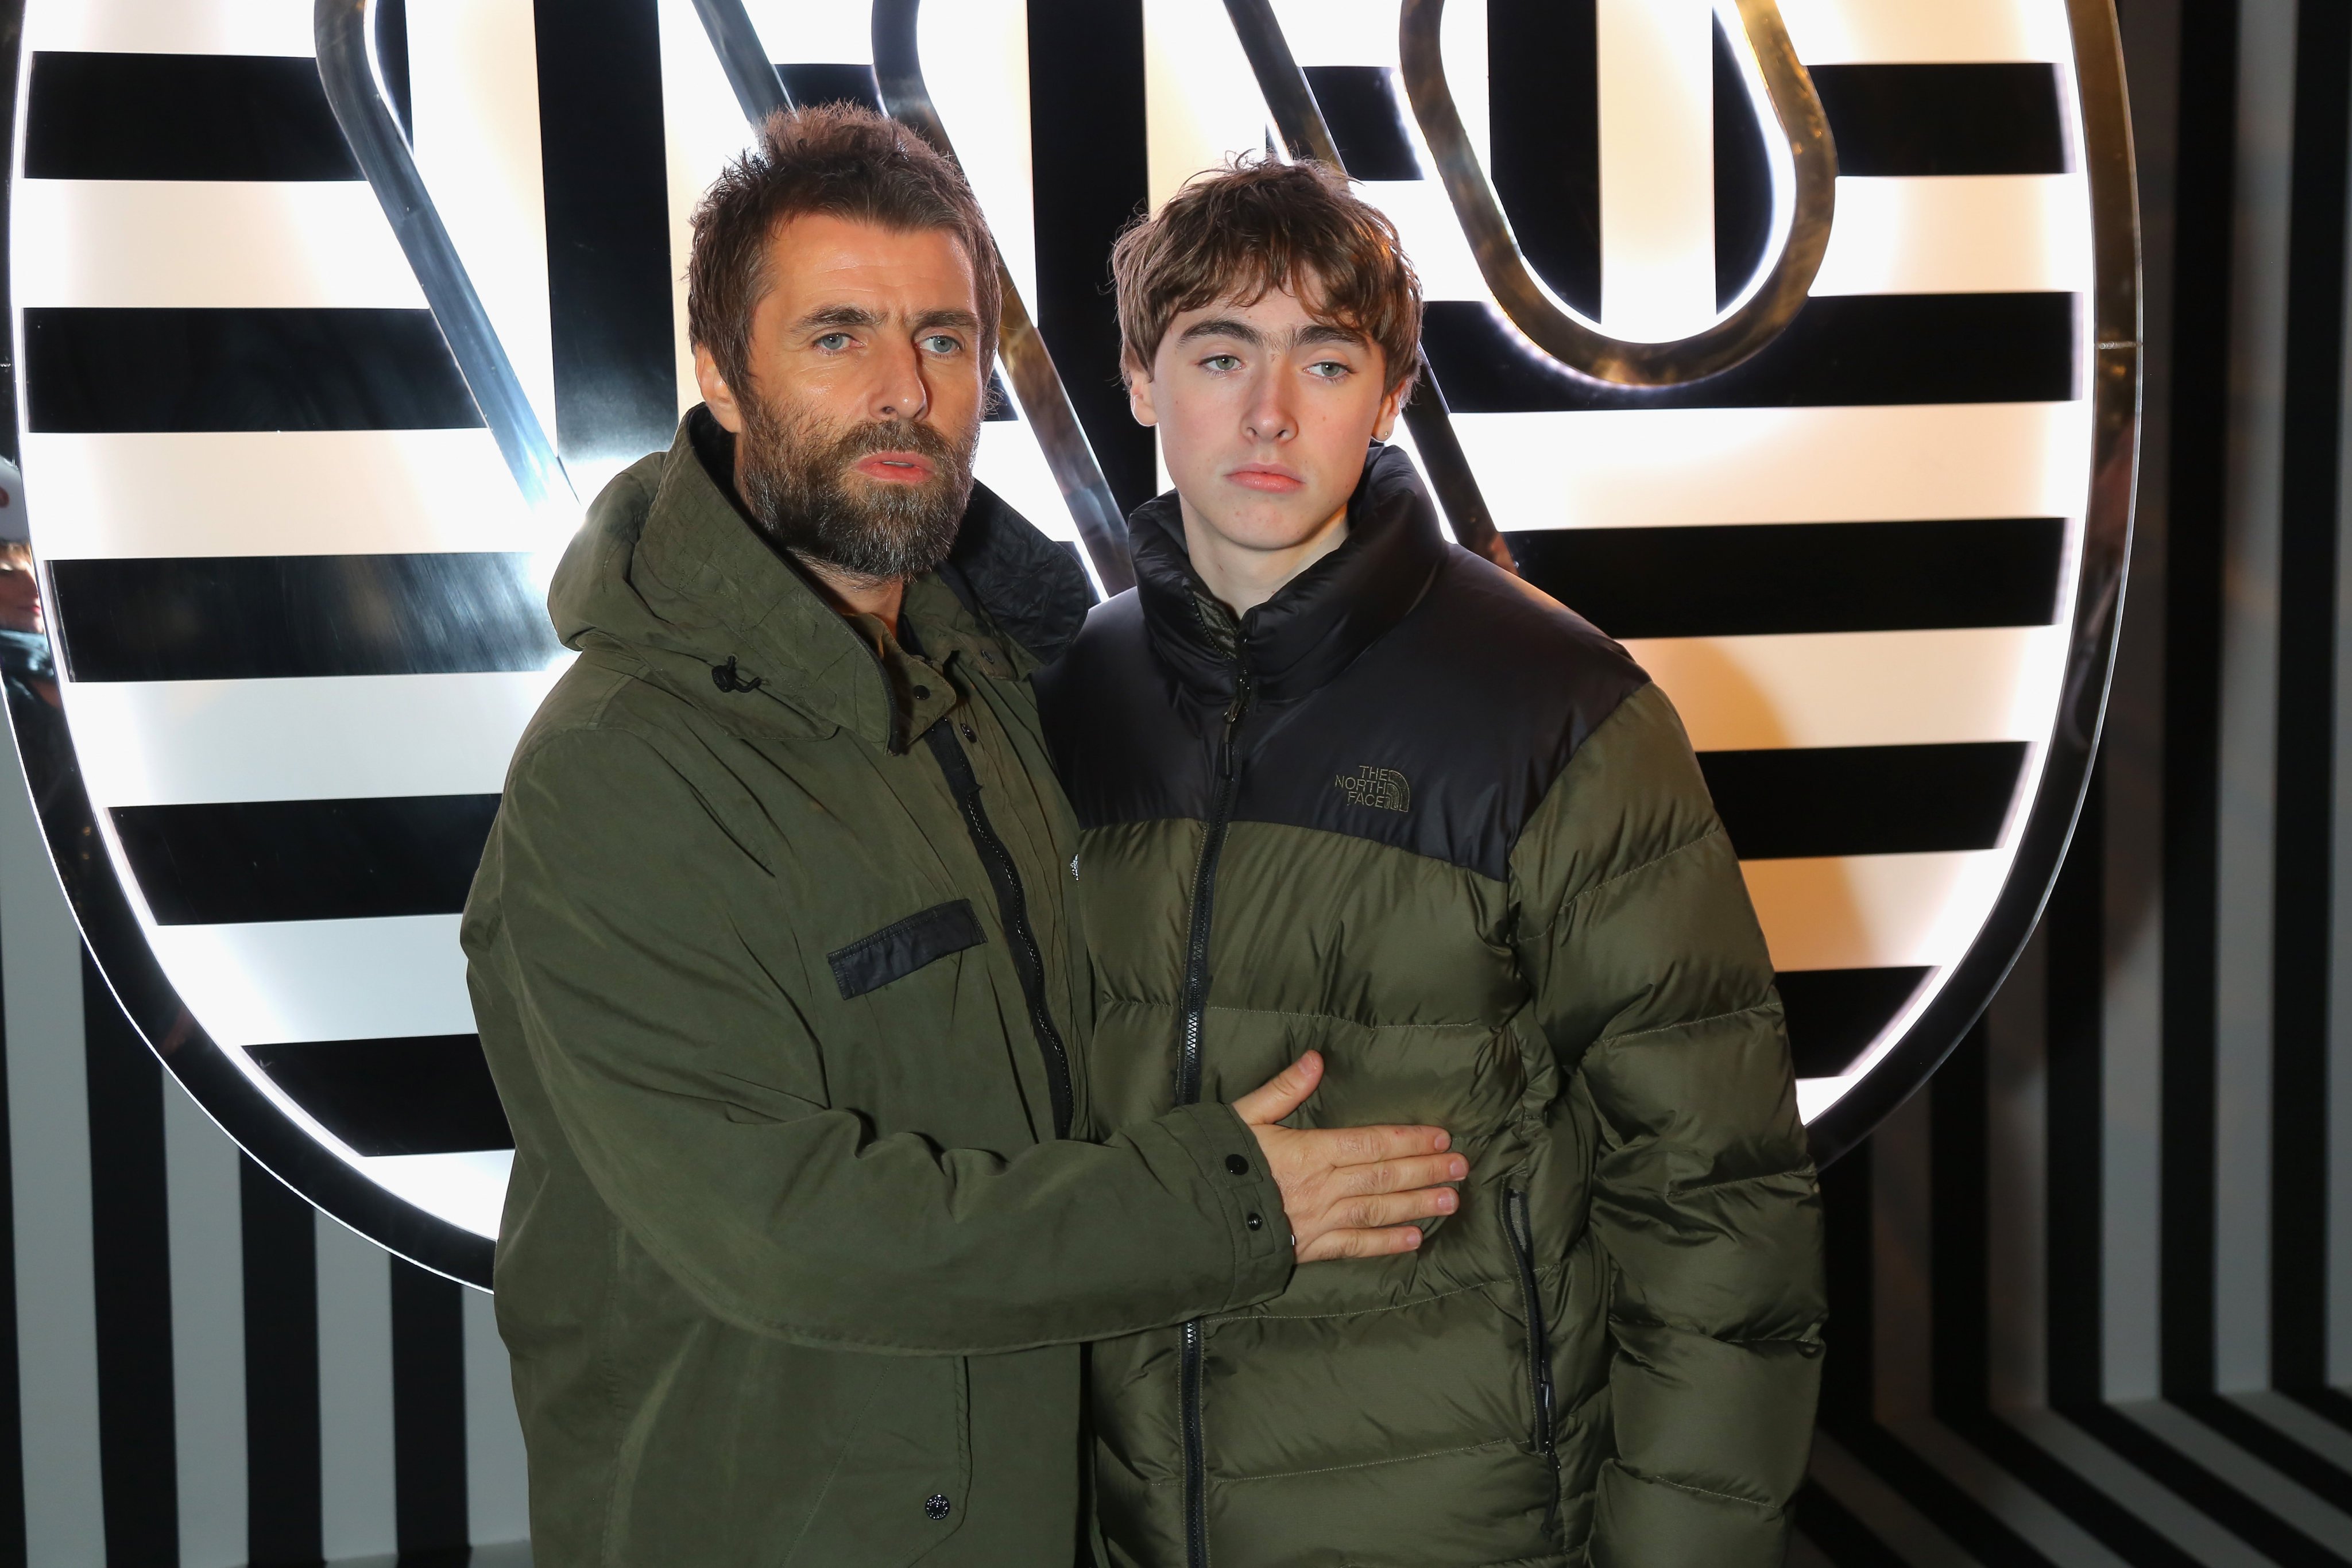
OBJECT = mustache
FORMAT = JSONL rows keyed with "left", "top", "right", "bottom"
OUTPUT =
{"left": 815, "top": 415, "right": 962, "bottom": 473}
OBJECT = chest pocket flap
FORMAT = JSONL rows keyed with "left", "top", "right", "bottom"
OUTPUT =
{"left": 828, "top": 900, "right": 987, "bottom": 1000}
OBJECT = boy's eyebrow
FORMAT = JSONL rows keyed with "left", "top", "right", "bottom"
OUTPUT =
{"left": 1177, "top": 316, "right": 1264, "bottom": 346}
{"left": 1293, "top": 322, "right": 1367, "bottom": 349}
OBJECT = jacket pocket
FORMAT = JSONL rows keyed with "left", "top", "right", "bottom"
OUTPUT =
{"left": 1504, "top": 1187, "right": 1557, "bottom": 1463}
{"left": 827, "top": 900, "right": 985, "bottom": 999}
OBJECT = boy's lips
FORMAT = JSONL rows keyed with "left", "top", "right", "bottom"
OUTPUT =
{"left": 1228, "top": 463, "right": 1306, "bottom": 493}
{"left": 852, "top": 452, "right": 936, "bottom": 483}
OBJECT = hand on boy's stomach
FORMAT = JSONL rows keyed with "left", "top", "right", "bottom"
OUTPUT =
{"left": 1233, "top": 1050, "right": 1467, "bottom": 1263}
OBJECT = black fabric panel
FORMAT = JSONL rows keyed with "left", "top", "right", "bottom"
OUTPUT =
{"left": 1302, "top": 65, "right": 1420, "bottom": 181}
{"left": 246, "top": 1036, "right": 514, "bottom": 1156}
{"left": 1422, "top": 294, "right": 2077, "bottom": 412}
{"left": 110, "top": 795, "right": 500, "bottom": 926}
{"left": 1487, "top": 0, "right": 1599, "bottom": 316}
{"left": 24, "top": 308, "right": 482, "bottom": 433}
{"left": 827, "top": 900, "right": 987, "bottom": 999}
{"left": 242, "top": 1156, "right": 323, "bottom": 1566}
{"left": 1506, "top": 518, "right": 2065, "bottom": 638}
{"left": 1713, "top": 21, "right": 1773, "bottom": 309}
{"left": 50, "top": 552, "right": 563, "bottom": 682}
{"left": 82, "top": 953, "right": 180, "bottom": 1566}
{"left": 1700, "top": 742, "right": 2026, "bottom": 860}
{"left": 778, "top": 61, "right": 883, "bottom": 112}
{"left": 1777, "top": 967, "right": 1927, "bottom": 1079}
{"left": 24, "top": 51, "right": 359, "bottom": 180}
{"left": 391, "top": 1261, "right": 469, "bottom": 1557}
{"left": 535, "top": 0, "right": 678, "bottom": 469}
{"left": 1027, "top": 0, "right": 1158, "bottom": 512}
{"left": 1812, "top": 63, "right": 2067, "bottom": 177}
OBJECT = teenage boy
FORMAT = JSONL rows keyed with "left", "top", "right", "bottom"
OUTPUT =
{"left": 1035, "top": 159, "right": 1825, "bottom": 1567}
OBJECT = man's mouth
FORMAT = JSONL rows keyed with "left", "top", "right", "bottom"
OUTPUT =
{"left": 852, "top": 451, "right": 937, "bottom": 484}
{"left": 1228, "top": 463, "right": 1306, "bottom": 494}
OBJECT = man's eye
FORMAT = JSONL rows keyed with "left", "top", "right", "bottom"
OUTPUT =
{"left": 922, "top": 334, "right": 962, "bottom": 354}
{"left": 814, "top": 332, "right": 853, "bottom": 351}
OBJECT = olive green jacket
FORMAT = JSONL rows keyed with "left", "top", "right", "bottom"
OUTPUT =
{"left": 1035, "top": 447, "right": 1826, "bottom": 1567}
{"left": 462, "top": 413, "right": 1294, "bottom": 1567}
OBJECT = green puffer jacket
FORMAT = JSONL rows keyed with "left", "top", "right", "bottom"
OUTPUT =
{"left": 1034, "top": 446, "right": 1825, "bottom": 1567}
{"left": 462, "top": 411, "right": 1297, "bottom": 1567}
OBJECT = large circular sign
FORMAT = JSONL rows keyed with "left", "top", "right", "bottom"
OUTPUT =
{"left": 6, "top": 0, "right": 2133, "bottom": 1282}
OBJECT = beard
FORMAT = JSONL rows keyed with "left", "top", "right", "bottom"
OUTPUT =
{"left": 733, "top": 388, "right": 978, "bottom": 585}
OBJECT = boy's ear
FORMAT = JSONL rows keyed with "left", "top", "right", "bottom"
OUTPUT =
{"left": 1125, "top": 354, "right": 1160, "bottom": 428}
{"left": 1371, "top": 374, "right": 1405, "bottom": 442}
{"left": 694, "top": 343, "right": 746, "bottom": 435}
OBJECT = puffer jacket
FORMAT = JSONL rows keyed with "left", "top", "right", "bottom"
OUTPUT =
{"left": 1034, "top": 444, "right": 1825, "bottom": 1567}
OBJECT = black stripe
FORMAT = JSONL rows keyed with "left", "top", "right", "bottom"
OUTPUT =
{"left": 110, "top": 795, "right": 500, "bottom": 926}
{"left": 1713, "top": 20, "right": 1772, "bottom": 309}
{"left": 1940, "top": 1411, "right": 2206, "bottom": 1568}
{"left": 535, "top": 0, "right": 678, "bottom": 471}
{"left": 49, "top": 553, "right": 562, "bottom": 682}
{"left": 2175, "top": 1395, "right": 2352, "bottom": 1511}
{"left": 2045, "top": 761, "right": 2103, "bottom": 1408}
{"left": 81, "top": 951, "right": 180, "bottom": 1565}
{"left": 24, "top": 51, "right": 359, "bottom": 181}
{"left": 2158, "top": 0, "right": 2237, "bottom": 1403}
{"left": 1509, "top": 518, "right": 2066, "bottom": 640}
{"left": 778, "top": 62, "right": 881, "bottom": 113}
{"left": 24, "top": 308, "right": 482, "bottom": 434}
{"left": 242, "top": 1156, "right": 323, "bottom": 1567}
{"left": 1420, "top": 294, "right": 2077, "bottom": 413}
{"left": 1791, "top": 1480, "right": 1904, "bottom": 1566}
{"left": 2267, "top": 0, "right": 2350, "bottom": 1394}
{"left": 392, "top": 1260, "right": 470, "bottom": 1558}
{"left": 1301, "top": 67, "right": 1419, "bottom": 181}
{"left": 1824, "top": 1417, "right": 2063, "bottom": 1567}
{"left": 1703, "top": 742, "right": 2025, "bottom": 860}
{"left": 1777, "top": 967, "right": 1928, "bottom": 1079}
{"left": 1487, "top": 0, "right": 1598, "bottom": 317}
{"left": 2061, "top": 1404, "right": 2345, "bottom": 1566}
{"left": 245, "top": 1037, "right": 513, "bottom": 1157}
{"left": 1929, "top": 1023, "right": 1989, "bottom": 1415}
{"left": 1027, "top": 0, "right": 1157, "bottom": 513}
{"left": 1810, "top": 64, "right": 2067, "bottom": 177}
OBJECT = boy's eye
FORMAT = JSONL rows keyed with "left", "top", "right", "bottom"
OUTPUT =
{"left": 1307, "top": 359, "right": 1350, "bottom": 379}
{"left": 1200, "top": 353, "right": 1241, "bottom": 372}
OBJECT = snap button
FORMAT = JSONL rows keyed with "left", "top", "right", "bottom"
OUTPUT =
{"left": 1245, "top": 1213, "right": 1263, "bottom": 1231}
{"left": 1225, "top": 1154, "right": 1249, "bottom": 1177}
{"left": 925, "top": 1493, "right": 951, "bottom": 1521}
{"left": 912, "top": 685, "right": 931, "bottom": 700}
{"left": 961, "top": 723, "right": 977, "bottom": 741}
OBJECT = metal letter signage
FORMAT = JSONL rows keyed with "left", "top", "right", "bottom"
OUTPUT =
{"left": 5, "top": 0, "right": 2135, "bottom": 1281}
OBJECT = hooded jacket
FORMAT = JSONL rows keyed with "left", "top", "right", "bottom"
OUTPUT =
{"left": 1034, "top": 445, "right": 1825, "bottom": 1567}
{"left": 461, "top": 412, "right": 1297, "bottom": 1567}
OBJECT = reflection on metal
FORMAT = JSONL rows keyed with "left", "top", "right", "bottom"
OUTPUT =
{"left": 1218, "top": 0, "right": 1514, "bottom": 572}
{"left": 687, "top": 0, "right": 793, "bottom": 123}
{"left": 865, "top": 0, "right": 1136, "bottom": 593}
{"left": 1398, "top": 0, "right": 1838, "bottom": 388}
{"left": 313, "top": 0, "right": 572, "bottom": 512}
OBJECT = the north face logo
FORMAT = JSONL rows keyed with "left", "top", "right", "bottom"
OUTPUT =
{"left": 1334, "top": 765, "right": 1411, "bottom": 813}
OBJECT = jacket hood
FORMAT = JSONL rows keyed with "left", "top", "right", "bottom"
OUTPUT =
{"left": 1125, "top": 442, "right": 1447, "bottom": 706}
{"left": 548, "top": 407, "right": 1092, "bottom": 748}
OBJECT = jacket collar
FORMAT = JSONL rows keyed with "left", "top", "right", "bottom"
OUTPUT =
{"left": 1126, "top": 442, "right": 1447, "bottom": 706}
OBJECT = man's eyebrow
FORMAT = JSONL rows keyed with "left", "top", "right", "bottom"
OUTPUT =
{"left": 911, "top": 308, "right": 983, "bottom": 335}
{"left": 795, "top": 304, "right": 884, "bottom": 333}
{"left": 1177, "top": 316, "right": 1265, "bottom": 347}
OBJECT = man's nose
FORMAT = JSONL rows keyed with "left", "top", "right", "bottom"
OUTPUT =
{"left": 868, "top": 337, "right": 931, "bottom": 423}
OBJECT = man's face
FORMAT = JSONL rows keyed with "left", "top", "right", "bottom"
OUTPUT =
{"left": 1129, "top": 281, "right": 1403, "bottom": 558}
{"left": 694, "top": 212, "right": 988, "bottom": 583}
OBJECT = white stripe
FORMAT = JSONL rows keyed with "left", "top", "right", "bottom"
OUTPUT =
{"left": 1595, "top": 0, "right": 1716, "bottom": 340}
{"left": 2117, "top": 1400, "right": 2352, "bottom": 1552}
{"left": 163, "top": 1081, "right": 246, "bottom": 1568}
{"left": 1811, "top": 176, "right": 2093, "bottom": 297}
{"left": 741, "top": 0, "right": 878, "bottom": 65}
{"left": 355, "top": 1150, "right": 510, "bottom": 1242}
{"left": 1142, "top": 0, "right": 1274, "bottom": 212}
{"left": 1777, "top": 0, "right": 2073, "bottom": 64}
{"left": 1806, "top": 1431, "right": 1982, "bottom": 1567}
{"left": 658, "top": 0, "right": 761, "bottom": 423}
{"left": 148, "top": 916, "right": 473, "bottom": 1047}
{"left": 11, "top": 181, "right": 424, "bottom": 311}
{"left": 1449, "top": 402, "right": 2092, "bottom": 531}
{"left": 1267, "top": 0, "right": 1403, "bottom": 68}
{"left": 1998, "top": 1409, "right": 2268, "bottom": 1568}
{"left": 315, "top": 1215, "right": 398, "bottom": 1563}
{"left": 463, "top": 1286, "right": 532, "bottom": 1547}
{"left": 1742, "top": 849, "right": 2011, "bottom": 971}
{"left": 2, "top": 719, "right": 105, "bottom": 1567}
{"left": 63, "top": 671, "right": 563, "bottom": 808}
{"left": 21, "top": 430, "right": 556, "bottom": 558}
{"left": 1627, "top": 625, "right": 2071, "bottom": 751}
{"left": 22, "top": 0, "right": 315, "bottom": 56}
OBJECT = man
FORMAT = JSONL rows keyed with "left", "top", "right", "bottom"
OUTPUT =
{"left": 461, "top": 108, "right": 1467, "bottom": 1566}
{"left": 1034, "top": 159, "right": 1826, "bottom": 1566}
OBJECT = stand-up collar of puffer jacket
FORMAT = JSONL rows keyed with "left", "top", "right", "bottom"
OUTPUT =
{"left": 1127, "top": 442, "right": 1448, "bottom": 706}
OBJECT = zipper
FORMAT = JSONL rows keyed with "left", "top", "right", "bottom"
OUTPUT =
{"left": 1178, "top": 660, "right": 1252, "bottom": 1568}
{"left": 1504, "top": 1188, "right": 1556, "bottom": 1458}
{"left": 920, "top": 722, "right": 1074, "bottom": 1139}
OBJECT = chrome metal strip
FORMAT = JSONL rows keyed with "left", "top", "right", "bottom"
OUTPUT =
{"left": 1217, "top": 0, "right": 1514, "bottom": 570}
{"left": 688, "top": 0, "right": 791, "bottom": 123}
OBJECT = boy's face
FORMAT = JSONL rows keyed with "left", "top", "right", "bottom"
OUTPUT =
{"left": 1129, "top": 280, "right": 1404, "bottom": 563}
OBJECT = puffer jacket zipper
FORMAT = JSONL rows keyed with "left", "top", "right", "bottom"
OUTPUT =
{"left": 922, "top": 722, "right": 1074, "bottom": 1138}
{"left": 1177, "top": 660, "right": 1253, "bottom": 1568}
{"left": 1504, "top": 1188, "right": 1557, "bottom": 1461}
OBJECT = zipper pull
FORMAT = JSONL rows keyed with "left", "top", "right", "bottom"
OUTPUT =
{"left": 1218, "top": 669, "right": 1252, "bottom": 779}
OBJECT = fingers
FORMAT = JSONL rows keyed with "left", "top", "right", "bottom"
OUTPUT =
{"left": 1232, "top": 1051, "right": 1324, "bottom": 1126}
{"left": 1298, "top": 1225, "right": 1426, "bottom": 1264}
{"left": 1332, "top": 1186, "right": 1459, "bottom": 1230}
{"left": 1330, "top": 1151, "right": 1468, "bottom": 1198}
{"left": 1296, "top": 1122, "right": 1453, "bottom": 1166}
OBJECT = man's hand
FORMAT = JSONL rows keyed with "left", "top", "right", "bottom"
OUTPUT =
{"left": 1233, "top": 1051, "right": 1465, "bottom": 1263}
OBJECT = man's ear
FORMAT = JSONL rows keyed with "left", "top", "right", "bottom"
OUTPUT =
{"left": 694, "top": 343, "right": 746, "bottom": 435}
{"left": 1125, "top": 354, "right": 1160, "bottom": 428}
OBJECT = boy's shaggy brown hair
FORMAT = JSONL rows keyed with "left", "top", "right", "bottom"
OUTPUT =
{"left": 688, "top": 102, "right": 1002, "bottom": 397}
{"left": 1111, "top": 156, "right": 1422, "bottom": 398}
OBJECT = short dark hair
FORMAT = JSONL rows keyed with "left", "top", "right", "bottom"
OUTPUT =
{"left": 687, "top": 102, "right": 1003, "bottom": 397}
{"left": 1111, "top": 155, "right": 1422, "bottom": 399}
